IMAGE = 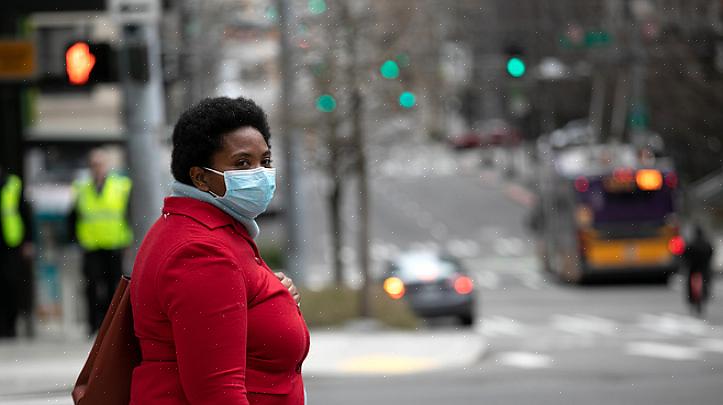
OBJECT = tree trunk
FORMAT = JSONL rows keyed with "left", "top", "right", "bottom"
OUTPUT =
{"left": 327, "top": 110, "right": 344, "bottom": 287}
{"left": 329, "top": 175, "right": 344, "bottom": 287}
{"left": 352, "top": 90, "right": 371, "bottom": 317}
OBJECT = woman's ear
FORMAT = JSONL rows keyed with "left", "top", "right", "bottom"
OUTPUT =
{"left": 189, "top": 167, "right": 210, "bottom": 192}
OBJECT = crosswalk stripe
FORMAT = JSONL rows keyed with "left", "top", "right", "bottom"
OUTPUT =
{"left": 638, "top": 312, "right": 713, "bottom": 337}
{"left": 626, "top": 342, "right": 701, "bottom": 361}
{"left": 551, "top": 314, "right": 618, "bottom": 336}
{"left": 496, "top": 351, "right": 553, "bottom": 369}
{"left": 478, "top": 316, "right": 525, "bottom": 337}
{"left": 697, "top": 338, "right": 723, "bottom": 353}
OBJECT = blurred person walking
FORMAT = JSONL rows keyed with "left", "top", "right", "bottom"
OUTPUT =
{"left": 130, "top": 97, "right": 308, "bottom": 404}
{"left": 683, "top": 225, "right": 714, "bottom": 315}
{"left": 69, "top": 148, "right": 133, "bottom": 334}
{"left": 0, "top": 169, "right": 34, "bottom": 338}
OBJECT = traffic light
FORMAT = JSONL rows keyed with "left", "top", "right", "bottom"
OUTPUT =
{"left": 66, "top": 42, "right": 94, "bottom": 85}
{"left": 380, "top": 60, "right": 400, "bottom": 79}
{"left": 399, "top": 91, "right": 416, "bottom": 108}
{"left": 506, "top": 57, "right": 526, "bottom": 78}
{"left": 64, "top": 41, "right": 116, "bottom": 86}
{"left": 504, "top": 44, "right": 526, "bottom": 78}
{"left": 308, "top": 0, "right": 327, "bottom": 15}
{"left": 316, "top": 94, "right": 337, "bottom": 112}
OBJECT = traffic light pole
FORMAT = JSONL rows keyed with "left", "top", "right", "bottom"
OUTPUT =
{"left": 0, "top": 12, "right": 25, "bottom": 177}
{"left": 277, "top": 0, "right": 306, "bottom": 283}
{"left": 118, "top": 21, "right": 165, "bottom": 274}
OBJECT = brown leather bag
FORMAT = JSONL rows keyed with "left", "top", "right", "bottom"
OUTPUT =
{"left": 72, "top": 276, "right": 141, "bottom": 405}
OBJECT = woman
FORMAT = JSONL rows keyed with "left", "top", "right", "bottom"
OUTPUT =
{"left": 130, "top": 97, "right": 309, "bottom": 405}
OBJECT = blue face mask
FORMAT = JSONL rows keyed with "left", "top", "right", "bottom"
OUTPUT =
{"left": 204, "top": 167, "right": 276, "bottom": 219}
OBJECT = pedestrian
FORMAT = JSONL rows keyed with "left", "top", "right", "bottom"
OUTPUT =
{"left": 683, "top": 225, "right": 714, "bottom": 311}
{"left": 130, "top": 96, "right": 308, "bottom": 404}
{"left": 69, "top": 148, "right": 133, "bottom": 334}
{"left": 0, "top": 169, "right": 34, "bottom": 338}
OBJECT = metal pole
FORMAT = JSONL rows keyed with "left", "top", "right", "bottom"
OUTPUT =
{"left": 629, "top": 0, "right": 648, "bottom": 141}
{"left": 119, "top": 18, "right": 165, "bottom": 275}
{"left": 277, "top": 0, "right": 305, "bottom": 283}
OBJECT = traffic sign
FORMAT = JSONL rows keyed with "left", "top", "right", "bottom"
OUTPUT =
{"left": 0, "top": 40, "right": 35, "bottom": 81}
{"left": 109, "top": 0, "right": 160, "bottom": 23}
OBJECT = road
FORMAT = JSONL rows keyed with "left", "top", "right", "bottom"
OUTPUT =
{"left": 302, "top": 142, "right": 723, "bottom": 404}
{"left": 1, "top": 143, "right": 721, "bottom": 405}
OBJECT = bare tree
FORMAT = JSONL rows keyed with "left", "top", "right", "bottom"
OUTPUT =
{"left": 299, "top": 0, "right": 445, "bottom": 298}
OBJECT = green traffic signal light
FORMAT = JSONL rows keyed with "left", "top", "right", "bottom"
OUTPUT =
{"left": 399, "top": 91, "right": 416, "bottom": 108}
{"left": 308, "top": 0, "right": 327, "bottom": 15}
{"left": 506, "top": 57, "right": 526, "bottom": 78}
{"left": 380, "top": 60, "right": 400, "bottom": 79}
{"left": 316, "top": 94, "right": 336, "bottom": 112}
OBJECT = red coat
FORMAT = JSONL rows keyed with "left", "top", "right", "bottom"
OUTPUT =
{"left": 130, "top": 197, "right": 309, "bottom": 405}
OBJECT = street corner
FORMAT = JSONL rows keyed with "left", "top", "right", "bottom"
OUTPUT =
{"left": 303, "top": 329, "right": 487, "bottom": 377}
{"left": 338, "top": 354, "right": 441, "bottom": 375}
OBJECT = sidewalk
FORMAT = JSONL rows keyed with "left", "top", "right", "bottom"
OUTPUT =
{"left": 0, "top": 327, "right": 486, "bottom": 399}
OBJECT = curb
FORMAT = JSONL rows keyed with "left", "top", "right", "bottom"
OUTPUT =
{"left": 303, "top": 329, "right": 487, "bottom": 377}
{"left": 0, "top": 329, "right": 487, "bottom": 397}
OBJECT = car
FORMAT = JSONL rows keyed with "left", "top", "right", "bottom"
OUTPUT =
{"left": 382, "top": 251, "right": 476, "bottom": 326}
{"left": 448, "top": 119, "right": 521, "bottom": 150}
{"left": 448, "top": 129, "right": 489, "bottom": 150}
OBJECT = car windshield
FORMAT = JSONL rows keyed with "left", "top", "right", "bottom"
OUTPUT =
{"left": 393, "top": 254, "right": 460, "bottom": 281}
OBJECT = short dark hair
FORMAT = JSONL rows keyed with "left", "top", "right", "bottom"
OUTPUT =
{"left": 171, "top": 96, "right": 272, "bottom": 185}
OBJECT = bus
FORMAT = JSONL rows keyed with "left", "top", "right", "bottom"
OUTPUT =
{"left": 533, "top": 143, "right": 683, "bottom": 282}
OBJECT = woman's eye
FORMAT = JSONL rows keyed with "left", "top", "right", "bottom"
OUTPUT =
{"left": 237, "top": 160, "right": 250, "bottom": 168}
{"left": 263, "top": 159, "right": 273, "bottom": 167}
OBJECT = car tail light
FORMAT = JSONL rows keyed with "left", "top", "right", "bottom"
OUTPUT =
{"left": 383, "top": 277, "right": 405, "bottom": 300}
{"left": 636, "top": 169, "right": 663, "bottom": 191}
{"left": 453, "top": 276, "right": 474, "bottom": 295}
{"left": 668, "top": 236, "right": 686, "bottom": 256}
{"left": 664, "top": 172, "right": 678, "bottom": 189}
{"left": 574, "top": 176, "right": 589, "bottom": 193}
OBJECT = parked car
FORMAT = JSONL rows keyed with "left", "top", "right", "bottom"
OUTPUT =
{"left": 448, "top": 119, "right": 521, "bottom": 150}
{"left": 383, "top": 251, "right": 476, "bottom": 326}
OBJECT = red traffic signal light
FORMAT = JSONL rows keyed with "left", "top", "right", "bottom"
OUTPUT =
{"left": 64, "top": 41, "right": 116, "bottom": 86}
{"left": 66, "top": 42, "right": 96, "bottom": 85}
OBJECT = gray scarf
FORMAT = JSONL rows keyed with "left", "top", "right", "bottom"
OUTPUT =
{"left": 170, "top": 181, "right": 259, "bottom": 239}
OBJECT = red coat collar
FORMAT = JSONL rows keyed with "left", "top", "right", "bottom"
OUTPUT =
{"left": 162, "top": 197, "right": 251, "bottom": 238}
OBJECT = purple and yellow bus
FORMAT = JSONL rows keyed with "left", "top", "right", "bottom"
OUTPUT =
{"left": 536, "top": 144, "right": 683, "bottom": 282}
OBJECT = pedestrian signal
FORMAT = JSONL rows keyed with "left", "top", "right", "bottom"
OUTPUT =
{"left": 66, "top": 42, "right": 95, "bottom": 85}
{"left": 64, "top": 41, "right": 116, "bottom": 86}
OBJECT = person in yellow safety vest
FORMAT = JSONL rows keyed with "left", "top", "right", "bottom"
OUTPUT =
{"left": 0, "top": 169, "right": 34, "bottom": 338}
{"left": 68, "top": 148, "right": 133, "bottom": 334}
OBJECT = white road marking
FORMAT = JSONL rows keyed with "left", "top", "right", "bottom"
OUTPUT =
{"left": 479, "top": 316, "right": 525, "bottom": 337}
{"left": 638, "top": 313, "right": 712, "bottom": 337}
{"left": 626, "top": 342, "right": 701, "bottom": 361}
{"left": 520, "top": 271, "right": 544, "bottom": 290}
{"left": 447, "top": 239, "right": 480, "bottom": 258}
{"left": 493, "top": 237, "right": 526, "bottom": 256}
{"left": 475, "top": 271, "right": 501, "bottom": 289}
{"left": 408, "top": 240, "right": 440, "bottom": 252}
{"left": 697, "top": 338, "right": 723, "bottom": 353}
{"left": 551, "top": 314, "right": 618, "bottom": 336}
{"left": 496, "top": 351, "right": 553, "bottom": 369}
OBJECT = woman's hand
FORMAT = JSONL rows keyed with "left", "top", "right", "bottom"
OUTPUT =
{"left": 275, "top": 272, "right": 301, "bottom": 305}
